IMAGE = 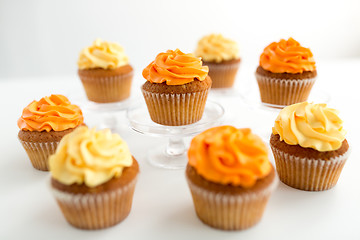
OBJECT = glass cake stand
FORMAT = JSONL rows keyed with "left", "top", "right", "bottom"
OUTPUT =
{"left": 127, "top": 100, "right": 225, "bottom": 169}
{"left": 69, "top": 92, "right": 133, "bottom": 132}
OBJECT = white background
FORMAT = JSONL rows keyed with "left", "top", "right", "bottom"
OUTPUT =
{"left": 1, "top": 0, "right": 360, "bottom": 79}
{"left": 1, "top": 1, "right": 360, "bottom": 239}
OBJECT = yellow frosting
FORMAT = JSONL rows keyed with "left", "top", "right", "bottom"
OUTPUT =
{"left": 78, "top": 39, "right": 129, "bottom": 70}
{"left": 195, "top": 34, "right": 239, "bottom": 63}
{"left": 272, "top": 102, "right": 346, "bottom": 152}
{"left": 49, "top": 126, "right": 133, "bottom": 187}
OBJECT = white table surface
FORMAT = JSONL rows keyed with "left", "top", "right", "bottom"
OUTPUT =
{"left": 1, "top": 59, "right": 359, "bottom": 239}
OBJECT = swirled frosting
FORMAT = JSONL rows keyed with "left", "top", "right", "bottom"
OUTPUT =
{"left": 78, "top": 39, "right": 129, "bottom": 70}
{"left": 272, "top": 102, "right": 346, "bottom": 152}
{"left": 195, "top": 34, "right": 239, "bottom": 63}
{"left": 18, "top": 94, "right": 84, "bottom": 132}
{"left": 49, "top": 126, "right": 133, "bottom": 187}
{"left": 142, "top": 49, "right": 209, "bottom": 85}
{"left": 260, "top": 38, "right": 316, "bottom": 73}
{"left": 188, "top": 126, "right": 271, "bottom": 188}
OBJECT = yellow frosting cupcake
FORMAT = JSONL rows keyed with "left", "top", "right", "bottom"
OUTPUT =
{"left": 49, "top": 126, "right": 139, "bottom": 229}
{"left": 195, "top": 34, "right": 241, "bottom": 88}
{"left": 270, "top": 102, "right": 350, "bottom": 191}
{"left": 78, "top": 39, "right": 134, "bottom": 103}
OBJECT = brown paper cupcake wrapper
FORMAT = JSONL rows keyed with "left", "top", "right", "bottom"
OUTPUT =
{"left": 186, "top": 175, "right": 278, "bottom": 230}
{"left": 51, "top": 177, "right": 137, "bottom": 230}
{"left": 205, "top": 61, "right": 240, "bottom": 88}
{"left": 255, "top": 73, "right": 316, "bottom": 107}
{"left": 142, "top": 89, "right": 209, "bottom": 126}
{"left": 271, "top": 145, "right": 350, "bottom": 191}
{"left": 79, "top": 71, "right": 133, "bottom": 103}
{"left": 19, "top": 140, "right": 59, "bottom": 171}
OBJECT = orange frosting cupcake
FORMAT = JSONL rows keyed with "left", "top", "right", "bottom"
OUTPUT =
{"left": 188, "top": 126, "right": 271, "bottom": 188}
{"left": 260, "top": 37, "right": 316, "bottom": 74}
{"left": 18, "top": 94, "right": 84, "bottom": 132}
{"left": 18, "top": 94, "right": 84, "bottom": 171}
{"left": 186, "top": 126, "right": 277, "bottom": 230}
{"left": 142, "top": 49, "right": 209, "bottom": 85}
{"left": 141, "top": 49, "right": 211, "bottom": 126}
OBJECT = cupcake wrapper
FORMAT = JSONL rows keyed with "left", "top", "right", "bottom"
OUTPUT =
{"left": 51, "top": 177, "right": 137, "bottom": 230}
{"left": 186, "top": 176, "right": 278, "bottom": 230}
{"left": 18, "top": 140, "right": 58, "bottom": 171}
{"left": 271, "top": 145, "right": 350, "bottom": 191}
{"left": 142, "top": 89, "right": 209, "bottom": 126}
{"left": 205, "top": 61, "right": 240, "bottom": 88}
{"left": 255, "top": 73, "right": 316, "bottom": 107}
{"left": 79, "top": 71, "right": 133, "bottom": 103}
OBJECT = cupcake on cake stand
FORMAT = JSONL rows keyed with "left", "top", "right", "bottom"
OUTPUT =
{"left": 254, "top": 37, "right": 319, "bottom": 109}
{"left": 127, "top": 49, "right": 224, "bottom": 169}
{"left": 74, "top": 39, "right": 134, "bottom": 132}
{"left": 239, "top": 38, "right": 330, "bottom": 140}
{"left": 127, "top": 100, "right": 224, "bottom": 169}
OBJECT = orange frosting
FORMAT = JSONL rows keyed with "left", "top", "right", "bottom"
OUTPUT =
{"left": 260, "top": 38, "right": 316, "bottom": 74}
{"left": 18, "top": 94, "right": 84, "bottom": 132}
{"left": 188, "top": 126, "right": 271, "bottom": 188}
{"left": 142, "top": 49, "right": 209, "bottom": 85}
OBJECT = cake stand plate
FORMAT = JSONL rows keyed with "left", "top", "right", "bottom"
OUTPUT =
{"left": 127, "top": 100, "right": 225, "bottom": 169}
{"left": 68, "top": 91, "right": 134, "bottom": 132}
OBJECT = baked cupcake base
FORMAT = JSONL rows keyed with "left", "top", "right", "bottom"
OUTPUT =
{"left": 203, "top": 59, "right": 240, "bottom": 88}
{"left": 142, "top": 76, "right": 212, "bottom": 126}
{"left": 18, "top": 128, "right": 77, "bottom": 171}
{"left": 78, "top": 64, "right": 133, "bottom": 103}
{"left": 256, "top": 66, "right": 316, "bottom": 107}
{"left": 186, "top": 164, "right": 278, "bottom": 230}
{"left": 270, "top": 134, "right": 350, "bottom": 191}
{"left": 51, "top": 158, "right": 139, "bottom": 230}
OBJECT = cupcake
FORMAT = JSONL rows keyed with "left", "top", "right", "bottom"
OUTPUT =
{"left": 270, "top": 102, "right": 350, "bottom": 191}
{"left": 195, "top": 34, "right": 240, "bottom": 88}
{"left": 142, "top": 49, "right": 211, "bottom": 126}
{"left": 186, "top": 126, "right": 278, "bottom": 230}
{"left": 256, "top": 38, "right": 317, "bottom": 107}
{"left": 18, "top": 94, "right": 84, "bottom": 171}
{"left": 49, "top": 126, "right": 139, "bottom": 230}
{"left": 78, "top": 39, "right": 134, "bottom": 103}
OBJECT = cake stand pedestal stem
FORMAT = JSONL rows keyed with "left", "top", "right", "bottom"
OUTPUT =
{"left": 166, "top": 137, "right": 186, "bottom": 156}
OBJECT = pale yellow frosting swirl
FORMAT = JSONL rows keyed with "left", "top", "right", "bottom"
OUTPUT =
{"left": 272, "top": 102, "right": 346, "bottom": 152}
{"left": 78, "top": 39, "right": 129, "bottom": 70}
{"left": 195, "top": 34, "right": 239, "bottom": 63}
{"left": 49, "top": 126, "right": 133, "bottom": 187}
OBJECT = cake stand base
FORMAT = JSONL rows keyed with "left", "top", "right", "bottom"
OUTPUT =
{"left": 127, "top": 100, "right": 224, "bottom": 169}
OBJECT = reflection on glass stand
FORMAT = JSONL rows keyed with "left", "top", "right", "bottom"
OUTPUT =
{"left": 127, "top": 101, "right": 224, "bottom": 169}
